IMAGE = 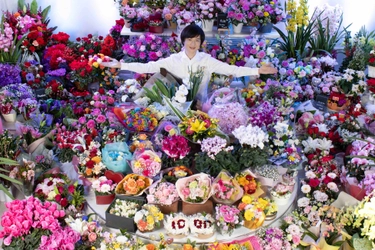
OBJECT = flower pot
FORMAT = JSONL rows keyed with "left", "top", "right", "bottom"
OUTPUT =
{"left": 2, "top": 110, "right": 17, "bottom": 123}
{"left": 368, "top": 65, "right": 375, "bottom": 78}
{"left": 149, "top": 25, "right": 164, "bottom": 34}
{"left": 124, "top": 19, "right": 132, "bottom": 28}
{"left": 201, "top": 19, "right": 214, "bottom": 32}
{"left": 258, "top": 23, "right": 273, "bottom": 33}
{"left": 155, "top": 200, "right": 180, "bottom": 214}
{"left": 233, "top": 23, "right": 244, "bottom": 34}
{"left": 96, "top": 193, "right": 115, "bottom": 205}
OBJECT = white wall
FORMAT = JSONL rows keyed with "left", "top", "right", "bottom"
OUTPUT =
{"left": 0, "top": 0, "right": 374, "bottom": 40}
{"left": 0, "top": 0, "right": 121, "bottom": 40}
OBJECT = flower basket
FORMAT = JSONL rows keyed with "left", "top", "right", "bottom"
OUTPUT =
{"left": 149, "top": 25, "right": 164, "bottom": 33}
{"left": 368, "top": 65, "right": 375, "bottom": 78}
{"left": 96, "top": 193, "right": 115, "bottom": 205}
{"left": 243, "top": 211, "right": 266, "bottom": 230}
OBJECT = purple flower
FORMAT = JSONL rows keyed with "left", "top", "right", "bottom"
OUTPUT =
{"left": 0, "top": 63, "right": 21, "bottom": 87}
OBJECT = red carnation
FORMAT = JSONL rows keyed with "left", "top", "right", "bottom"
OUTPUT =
{"left": 55, "top": 194, "right": 62, "bottom": 202}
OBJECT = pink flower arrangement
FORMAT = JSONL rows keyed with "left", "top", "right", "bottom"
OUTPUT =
{"left": 212, "top": 171, "right": 243, "bottom": 204}
{"left": 196, "top": 0, "right": 219, "bottom": 21}
{"left": 122, "top": 33, "right": 182, "bottom": 63}
{"left": 359, "top": 172, "right": 375, "bottom": 196}
{"left": 65, "top": 215, "right": 104, "bottom": 248}
{"left": 161, "top": 135, "right": 191, "bottom": 160}
{"left": 214, "top": 204, "right": 243, "bottom": 235}
{"left": 147, "top": 181, "right": 179, "bottom": 205}
{"left": 208, "top": 102, "right": 248, "bottom": 135}
{"left": 92, "top": 176, "right": 117, "bottom": 195}
{"left": 176, "top": 173, "right": 212, "bottom": 204}
{"left": 131, "top": 149, "right": 162, "bottom": 178}
{"left": 257, "top": 227, "right": 293, "bottom": 250}
{"left": 0, "top": 197, "right": 80, "bottom": 249}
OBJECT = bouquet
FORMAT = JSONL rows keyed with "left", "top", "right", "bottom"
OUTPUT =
{"left": 115, "top": 173, "right": 153, "bottom": 196}
{"left": 114, "top": 106, "right": 159, "bottom": 132}
{"left": 176, "top": 173, "right": 212, "bottom": 204}
{"left": 196, "top": 0, "right": 218, "bottom": 21}
{"left": 34, "top": 173, "right": 86, "bottom": 212}
{"left": 235, "top": 170, "right": 261, "bottom": 195}
{"left": 161, "top": 135, "right": 191, "bottom": 160}
{"left": 0, "top": 197, "right": 80, "bottom": 250}
{"left": 65, "top": 215, "right": 103, "bottom": 250}
{"left": 212, "top": 170, "right": 243, "bottom": 205}
{"left": 178, "top": 110, "right": 221, "bottom": 142}
{"left": 20, "top": 60, "right": 46, "bottom": 89}
{"left": 214, "top": 204, "right": 243, "bottom": 235}
{"left": 146, "top": 180, "right": 179, "bottom": 206}
{"left": 9, "top": 158, "right": 35, "bottom": 183}
{"left": 0, "top": 89, "right": 18, "bottom": 114}
{"left": 130, "top": 149, "right": 162, "bottom": 178}
{"left": 91, "top": 176, "right": 117, "bottom": 195}
{"left": 134, "top": 204, "right": 164, "bottom": 232}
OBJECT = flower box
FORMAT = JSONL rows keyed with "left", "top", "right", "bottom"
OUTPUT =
{"left": 155, "top": 200, "right": 180, "bottom": 215}
{"left": 105, "top": 195, "right": 146, "bottom": 231}
{"left": 368, "top": 65, "right": 375, "bottom": 78}
{"left": 181, "top": 199, "right": 214, "bottom": 215}
{"left": 148, "top": 25, "right": 164, "bottom": 34}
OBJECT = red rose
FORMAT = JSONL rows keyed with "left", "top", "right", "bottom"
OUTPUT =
{"left": 55, "top": 194, "right": 62, "bottom": 202}
{"left": 68, "top": 185, "right": 75, "bottom": 194}
{"left": 309, "top": 178, "right": 320, "bottom": 188}
{"left": 60, "top": 198, "right": 68, "bottom": 207}
{"left": 323, "top": 176, "right": 332, "bottom": 184}
{"left": 86, "top": 160, "right": 95, "bottom": 169}
{"left": 98, "top": 88, "right": 105, "bottom": 95}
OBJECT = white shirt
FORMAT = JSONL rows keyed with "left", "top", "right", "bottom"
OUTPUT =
{"left": 121, "top": 50, "right": 259, "bottom": 102}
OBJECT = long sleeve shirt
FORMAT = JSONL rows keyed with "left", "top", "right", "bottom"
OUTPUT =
{"left": 121, "top": 50, "right": 259, "bottom": 102}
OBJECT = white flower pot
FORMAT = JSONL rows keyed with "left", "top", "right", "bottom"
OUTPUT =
{"left": 201, "top": 19, "right": 214, "bottom": 32}
{"left": 2, "top": 110, "right": 17, "bottom": 123}
{"left": 368, "top": 65, "right": 375, "bottom": 78}
{"left": 233, "top": 23, "right": 244, "bottom": 34}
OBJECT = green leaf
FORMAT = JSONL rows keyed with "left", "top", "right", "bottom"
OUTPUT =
{"left": 154, "top": 78, "right": 171, "bottom": 98}
{"left": 30, "top": 0, "right": 38, "bottom": 15}
{"left": 18, "top": 0, "right": 25, "bottom": 11}
{"left": 41, "top": 5, "right": 51, "bottom": 22}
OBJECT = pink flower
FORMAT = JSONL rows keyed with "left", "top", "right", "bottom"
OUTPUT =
{"left": 87, "top": 119, "right": 96, "bottom": 129}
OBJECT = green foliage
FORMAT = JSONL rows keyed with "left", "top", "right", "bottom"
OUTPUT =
{"left": 235, "top": 147, "right": 269, "bottom": 169}
{"left": 195, "top": 150, "right": 240, "bottom": 177}
{"left": 0, "top": 157, "right": 23, "bottom": 200}
{"left": 0, "top": 35, "right": 25, "bottom": 64}
{"left": 3, "top": 228, "right": 51, "bottom": 250}
{"left": 143, "top": 78, "right": 176, "bottom": 104}
{"left": 308, "top": 14, "right": 351, "bottom": 56}
{"left": 273, "top": 10, "right": 318, "bottom": 60}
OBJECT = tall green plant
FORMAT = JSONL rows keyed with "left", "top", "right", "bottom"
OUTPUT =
{"left": 273, "top": 0, "right": 316, "bottom": 60}
{"left": 0, "top": 158, "right": 22, "bottom": 200}
{"left": 308, "top": 14, "right": 351, "bottom": 56}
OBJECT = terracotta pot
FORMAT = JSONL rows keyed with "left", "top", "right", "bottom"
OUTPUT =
{"left": 96, "top": 193, "right": 115, "bottom": 205}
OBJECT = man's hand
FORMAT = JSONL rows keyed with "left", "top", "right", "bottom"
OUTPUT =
{"left": 100, "top": 58, "right": 121, "bottom": 68}
{"left": 259, "top": 64, "right": 278, "bottom": 75}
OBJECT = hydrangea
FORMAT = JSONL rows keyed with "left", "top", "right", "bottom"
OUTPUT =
{"left": 0, "top": 64, "right": 21, "bottom": 87}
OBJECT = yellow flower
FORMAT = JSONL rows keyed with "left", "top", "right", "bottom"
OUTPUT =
{"left": 92, "top": 62, "right": 100, "bottom": 68}
{"left": 242, "top": 194, "right": 252, "bottom": 204}
{"left": 147, "top": 215, "right": 155, "bottom": 225}
{"left": 134, "top": 161, "right": 141, "bottom": 168}
{"left": 244, "top": 210, "right": 255, "bottom": 221}
{"left": 91, "top": 156, "right": 101, "bottom": 164}
{"left": 157, "top": 212, "right": 164, "bottom": 221}
{"left": 190, "top": 119, "right": 207, "bottom": 133}
{"left": 257, "top": 198, "right": 269, "bottom": 210}
{"left": 264, "top": 12, "right": 269, "bottom": 17}
{"left": 149, "top": 205, "right": 159, "bottom": 215}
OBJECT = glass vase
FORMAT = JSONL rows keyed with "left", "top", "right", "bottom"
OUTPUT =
{"left": 22, "top": 178, "right": 34, "bottom": 197}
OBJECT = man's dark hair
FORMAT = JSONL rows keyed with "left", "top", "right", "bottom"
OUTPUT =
{"left": 180, "top": 23, "right": 205, "bottom": 46}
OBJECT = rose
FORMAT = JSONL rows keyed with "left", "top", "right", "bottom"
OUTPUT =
{"left": 308, "top": 178, "right": 320, "bottom": 188}
{"left": 88, "top": 232, "right": 97, "bottom": 242}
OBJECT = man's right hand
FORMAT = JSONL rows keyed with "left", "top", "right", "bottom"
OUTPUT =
{"left": 100, "top": 58, "right": 121, "bottom": 68}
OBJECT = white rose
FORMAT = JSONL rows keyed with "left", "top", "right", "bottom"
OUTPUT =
{"left": 301, "top": 184, "right": 311, "bottom": 194}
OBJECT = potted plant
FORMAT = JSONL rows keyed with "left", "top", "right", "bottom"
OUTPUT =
{"left": 92, "top": 176, "right": 117, "bottom": 204}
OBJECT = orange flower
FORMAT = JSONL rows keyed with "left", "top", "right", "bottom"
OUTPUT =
{"left": 124, "top": 178, "right": 138, "bottom": 194}
{"left": 183, "top": 244, "right": 194, "bottom": 250}
{"left": 86, "top": 168, "right": 93, "bottom": 176}
{"left": 91, "top": 156, "right": 101, "bottom": 164}
{"left": 238, "top": 202, "right": 247, "bottom": 211}
{"left": 146, "top": 244, "right": 156, "bottom": 250}
{"left": 137, "top": 219, "right": 148, "bottom": 231}
{"left": 136, "top": 178, "right": 146, "bottom": 188}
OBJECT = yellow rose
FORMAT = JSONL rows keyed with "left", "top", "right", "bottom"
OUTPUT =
{"left": 147, "top": 215, "right": 154, "bottom": 225}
